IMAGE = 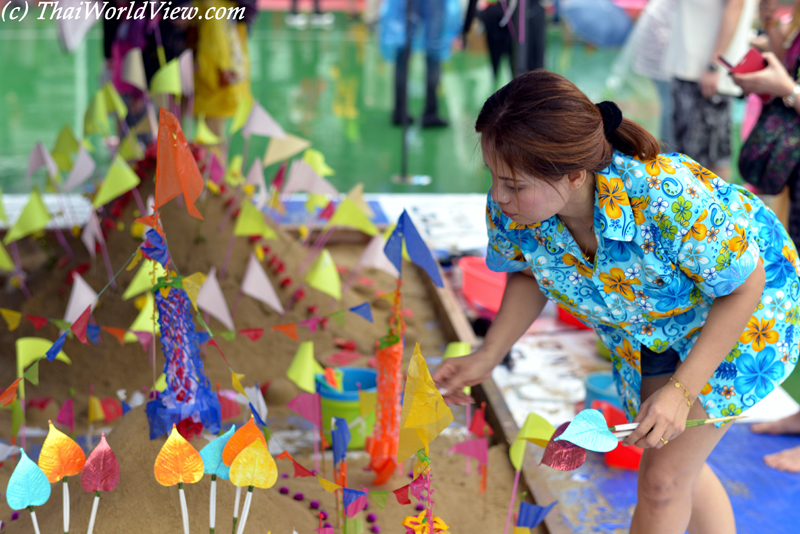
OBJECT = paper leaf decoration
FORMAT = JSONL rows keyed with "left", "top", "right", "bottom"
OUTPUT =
{"left": 81, "top": 433, "right": 120, "bottom": 492}
{"left": 263, "top": 133, "right": 311, "bottom": 167}
{"left": 199, "top": 425, "right": 236, "bottom": 479}
{"left": 286, "top": 342, "right": 324, "bottom": 393}
{"left": 540, "top": 422, "right": 587, "bottom": 471}
{"left": 155, "top": 108, "right": 204, "bottom": 219}
{"left": 222, "top": 417, "right": 267, "bottom": 466}
{"left": 234, "top": 200, "right": 277, "bottom": 240}
{"left": 324, "top": 198, "right": 378, "bottom": 236}
{"left": 38, "top": 421, "right": 86, "bottom": 482}
{"left": 397, "top": 344, "right": 454, "bottom": 463}
{"left": 4, "top": 188, "right": 51, "bottom": 245}
{"left": 242, "top": 101, "right": 286, "bottom": 139}
{"left": 554, "top": 409, "right": 618, "bottom": 453}
{"left": 229, "top": 439, "right": 278, "bottom": 489}
{"left": 517, "top": 501, "right": 557, "bottom": 529}
{"left": 305, "top": 249, "right": 341, "bottom": 300}
{"left": 510, "top": 413, "right": 556, "bottom": 471}
{"left": 286, "top": 393, "right": 322, "bottom": 427}
{"left": 154, "top": 426, "right": 204, "bottom": 486}
{"left": 196, "top": 267, "right": 234, "bottom": 331}
{"left": 384, "top": 210, "right": 444, "bottom": 287}
{"left": 6, "top": 449, "right": 52, "bottom": 510}
{"left": 448, "top": 437, "right": 488, "bottom": 466}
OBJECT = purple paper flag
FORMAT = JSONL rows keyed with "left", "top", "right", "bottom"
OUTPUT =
{"left": 64, "top": 146, "right": 96, "bottom": 192}
{"left": 448, "top": 437, "right": 488, "bottom": 466}
{"left": 384, "top": 210, "right": 443, "bottom": 287}
{"left": 133, "top": 331, "right": 152, "bottom": 352}
{"left": 196, "top": 267, "right": 235, "bottom": 331}
{"left": 47, "top": 331, "right": 69, "bottom": 361}
{"left": 242, "top": 101, "right": 286, "bottom": 139}
{"left": 209, "top": 153, "right": 225, "bottom": 185}
{"left": 348, "top": 303, "right": 373, "bottom": 323}
{"left": 26, "top": 142, "right": 59, "bottom": 183}
{"left": 286, "top": 393, "right": 321, "bottom": 427}
{"left": 299, "top": 317, "right": 324, "bottom": 333}
{"left": 241, "top": 253, "right": 284, "bottom": 313}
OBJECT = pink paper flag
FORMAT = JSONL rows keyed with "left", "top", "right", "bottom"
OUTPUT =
{"left": 282, "top": 160, "right": 338, "bottom": 196}
{"left": 56, "top": 0, "right": 100, "bottom": 52}
{"left": 271, "top": 161, "right": 287, "bottom": 189}
{"left": 448, "top": 438, "right": 488, "bottom": 466}
{"left": 196, "top": 267, "right": 235, "bottom": 330}
{"left": 345, "top": 494, "right": 369, "bottom": 518}
{"left": 409, "top": 475, "right": 427, "bottom": 501}
{"left": 26, "top": 142, "right": 59, "bottom": 183}
{"left": 133, "top": 331, "right": 152, "bottom": 352}
{"left": 64, "top": 273, "right": 97, "bottom": 325}
{"left": 241, "top": 253, "right": 284, "bottom": 313}
{"left": 286, "top": 392, "right": 321, "bottom": 427}
{"left": 356, "top": 234, "right": 399, "bottom": 278}
{"left": 81, "top": 212, "right": 105, "bottom": 259}
{"left": 71, "top": 305, "right": 92, "bottom": 344}
{"left": 242, "top": 101, "right": 286, "bottom": 139}
{"left": 63, "top": 146, "right": 96, "bottom": 192}
{"left": 209, "top": 153, "right": 225, "bottom": 185}
{"left": 299, "top": 317, "right": 324, "bottom": 333}
{"left": 318, "top": 201, "right": 335, "bottom": 221}
{"left": 178, "top": 49, "right": 194, "bottom": 96}
{"left": 327, "top": 350, "right": 360, "bottom": 366}
{"left": 245, "top": 158, "right": 265, "bottom": 188}
{"left": 56, "top": 398, "right": 75, "bottom": 433}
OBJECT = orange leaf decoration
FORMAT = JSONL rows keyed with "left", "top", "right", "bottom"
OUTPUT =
{"left": 229, "top": 439, "right": 278, "bottom": 489}
{"left": 222, "top": 416, "right": 266, "bottom": 467}
{"left": 154, "top": 425, "right": 204, "bottom": 486}
{"left": 155, "top": 109, "right": 205, "bottom": 220}
{"left": 39, "top": 421, "right": 87, "bottom": 483}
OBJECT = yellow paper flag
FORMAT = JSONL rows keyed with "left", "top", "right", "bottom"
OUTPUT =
{"left": 102, "top": 82, "right": 128, "bottom": 119}
{"left": 152, "top": 372, "right": 167, "bottom": 392}
{"left": 88, "top": 395, "right": 105, "bottom": 423}
{"left": 0, "top": 242, "right": 14, "bottom": 271}
{"left": 229, "top": 439, "right": 278, "bottom": 489}
{"left": 150, "top": 58, "right": 182, "bottom": 96}
{"left": 123, "top": 260, "right": 168, "bottom": 300}
{"left": 304, "top": 249, "right": 341, "bottom": 300}
{"left": 305, "top": 193, "right": 329, "bottom": 213}
{"left": 4, "top": 189, "right": 51, "bottom": 245}
{"left": 397, "top": 344, "right": 453, "bottom": 463}
{"left": 118, "top": 131, "right": 144, "bottom": 161}
{"left": 234, "top": 200, "right": 277, "bottom": 240}
{"left": 123, "top": 293, "right": 160, "bottom": 343}
{"left": 263, "top": 133, "right": 311, "bottom": 167}
{"left": 84, "top": 90, "right": 110, "bottom": 137}
{"left": 345, "top": 183, "right": 374, "bottom": 218}
{"left": 16, "top": 337, "right": 70, "bottom": 398}
{"left": 195, "top": 115, "right": 221, "bottom": 145}
{"left": 181, "top": 272, "right": 207, "bottom": 311}
{"left": 52, "top": 126, "right": 81, "bottom": 172}
{"left": 302, "top": 149, "right": 334, "bottom": 176}
{"left": 230, "top": 95, "right": 254, "bottom": 135}
{"left": 324, "top": 198, "right": 378, "bottom": 236}
{"left": 93, "top": 154, "right": 141, "bottom": 208}
{"left": 1, "top": 308, "right": 22, "bottom": 331}
{"left": 359, "top": 390, "right": 377, "bottom": 418}
{"left": 225, "top": 155, "right": 244, "bottom": 187}
{"left": 510, "top": 413, "right": 556, "bottom": 471}
{"left": 268, "top": 188, "right": 285, "bottom": 214}
{"left": 287, "top": 341, "right": 324, "bottom": 393}
{"left": 318, "top": 476, "right": 341, "bottom": 493}
{"left": 232, "top": 372, "right": 247, "bottom": 396}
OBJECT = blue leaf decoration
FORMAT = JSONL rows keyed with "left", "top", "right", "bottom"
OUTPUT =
{"left": 6, "top": 449, "right": 51, "bottom": 510}
{"left": 199, "top": 425, "right": 236, "bottom": 479}
{"left": 554, "top": 409, "right": 618, "bottom": 453}
{"left": 715, "top": 362, "right": 737, "bottom": 381}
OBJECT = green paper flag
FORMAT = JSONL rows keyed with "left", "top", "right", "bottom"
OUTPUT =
{"left": 123, "top": 260, "right": 168, "bottom": 300}
{"left": 93, "top": 154, "right": 141, "bottom": 208}
{"left": 230, "top": 95, "right": 254, "bottom": 135}
{"left": 11, "top": 399, "right": 24, "bottom": 437}
{"left": 118, "top": 131, "right": 144, "bottom": 161}
{"left": 0, "top": 242, "right": 13, "bottom": 271}
{"left": 305, "top": 249, "right": 341, "bottom": 300}
{"left": 219, "top": 331, "right": 236, "bottom": 342}
{"left": 84, "top": 89, "right": 111, "bottom": 137}
{"left": 0, "top": 186, "right": 7, "bottom": 223}
{"left": 150, "top": 58, "right": 182, "bottom": 96}
{"left": 370, "top": 491, "right": 389, "bottom": 511}
{"left": 123, "top": 293, "right": 160, "bottom": 342}
{"left": 287, "top": 341, "right": 324, "bottom": 393}
{"left": 330, "top": 310, "right": 346, "bottom": 328}
{"left": 303, "top": 148, "right": 334, "bottom": 176}
{"left": 103, "top": 82, "right": 128, "bottom": 119}
{"left": 343, "top": 517, "right": 364, "bottom": 534}
{"left": 195, "top": 115, "right": 221, "bottom": 145}
{"left": 510, "top": 413, "right": 556, "bottom": 471}
{"left": 233, "top": 200, "right": 277, "bottom": 240}
{"left": 324, "top": 198, "right": 378, "bottom": 236}
{"left": 305, "top": 193, "right": 328, "bottom": 213}
{"left": 52, "top": 126, "right": 81, "bottom": 172}
{"left": 4, "top": 188, "right": 51, "bottom": 245}
{"left": 50, "top": 319, "right": 71, "bottom": 331}
{"left": 23, "top": 361, "right": 39, "bottom": 386}
{"left": 16, "top": 337, "right": 70, "bottom": 398}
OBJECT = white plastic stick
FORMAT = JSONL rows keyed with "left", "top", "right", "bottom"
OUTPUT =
{"left": 614, "top": 430, "right": 633, "bottom": 440}
{"left": 87, "top": 424, "right": 93, "bottom": 452}
{"left": 179, "top": 484, "right": 190, "bottom": 534}
{"left": 232, "top": 485, "right": 242, "bottom": 532}
{"left": 86, "top": 493, "right": 100, "bottom": 534}
{"left": 30, "top": 508, "right": 41, "bottom": 534}
{"left": 235, "top": 488, "right": 254, "bottom": 534}
{"left": 63, "top": 479, "right": 70, "bottom": 534}
{"left": 210, "top": 476, "right": 217, "bottom": 533}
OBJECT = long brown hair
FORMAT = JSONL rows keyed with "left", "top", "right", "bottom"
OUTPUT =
{"left": 476, "top": 70, "right": 660, "bottom": 183}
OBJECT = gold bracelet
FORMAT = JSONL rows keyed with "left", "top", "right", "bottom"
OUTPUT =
{"left": 669, "top": 376, "right": 694, "bottom": 408}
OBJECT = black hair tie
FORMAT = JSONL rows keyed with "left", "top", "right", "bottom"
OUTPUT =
{"left": 596, "top": 101, "right": 623, "bottom": 136}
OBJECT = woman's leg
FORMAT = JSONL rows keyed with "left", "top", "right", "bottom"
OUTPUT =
{"left": 630, "top": 373, "right": 735, "bottom": 534}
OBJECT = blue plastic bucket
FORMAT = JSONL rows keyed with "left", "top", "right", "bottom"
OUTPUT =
{"left": 315, "top": 367, "right": 377, "bottom": 449}
{"left": 584, "top": 371, "right": 623, "bottom": 410}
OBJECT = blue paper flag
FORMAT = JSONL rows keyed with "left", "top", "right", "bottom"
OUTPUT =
{"left": 342, "top": 488, "right": 368, "bottom": 517}
{"left": 348, "top": 302, "right": 373, "bottom": 323}
{"left": 195, "top": 331, "right": 211, "bottom": 345}
{"left": 6, "top": 449, "right": 51, "bottom": 510}
{"left": 517, "top": 501, "right": 557, "bottom": 529}
{"left": 250, "top": 403, "right": 267, "bottom": 427}
{"left": 122, "top": 401, "right": 132, "bottom": 415}
{"left": 200, "top": 425, "right": 236, "bottom": 479}
{"left": 46, "top": 331, "right": 68, "bottom": 362}
{"left": 141, "top": 229, "right": 170, "bottom": 267}
{"left": 86, "top": 324, "right": 101, "bottom": 344}
{"left": 384, "top": 210, "right": 443, "bottom": 287}
{"left": 332, "top": 417, "right": 351, "bottom": 467}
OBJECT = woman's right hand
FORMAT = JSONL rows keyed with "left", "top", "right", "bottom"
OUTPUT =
{"left": 731, "top": 51, "right": 796, "bottom": 98}
{"left": 432, "top": 351, "right": 500, "bottom": 405}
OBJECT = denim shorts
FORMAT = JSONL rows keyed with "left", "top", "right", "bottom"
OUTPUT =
{"left": 640, "top": 344, "right": 681, "bottom": 378}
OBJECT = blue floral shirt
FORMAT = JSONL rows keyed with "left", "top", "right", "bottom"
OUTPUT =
{"left": 487, "top": 151, "right": 800, "bottom": 422}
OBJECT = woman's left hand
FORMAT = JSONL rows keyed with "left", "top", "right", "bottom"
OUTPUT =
{"left": 731, "top": 51, "right": 796, "bottom": 98}
{"left": 623, "top": 383, "right": 692, "bottom": 449}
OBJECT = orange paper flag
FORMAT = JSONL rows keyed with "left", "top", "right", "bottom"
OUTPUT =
{"left": 154, "top": 425, "right": 205, "bottom": 486}
{"left": 101, "top": 326, "right": 127, "bottom": 346}
{"left": 39, "top": 421, "right": 87, "bottom": 482}
{"left": 0, "top": 378, "right": 22, "bottom": 406}
{"left": 222, "top": 416, "right": 266, "bottom": 466}
{"left": 155, "top": 109, "right": 205, "bottom": 220}
{"left": 271, "top": 323, "right": 298, "bottom": 342}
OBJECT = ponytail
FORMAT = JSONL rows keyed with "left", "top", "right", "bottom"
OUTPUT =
{"left": 608, "top": 118, "right": 660, "bottom": 161}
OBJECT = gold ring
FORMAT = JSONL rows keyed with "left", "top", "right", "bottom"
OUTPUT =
{"left": 660, "top": 437, "right": 669, "bottom": 445}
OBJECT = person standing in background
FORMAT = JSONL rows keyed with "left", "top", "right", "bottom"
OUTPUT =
{"left": 664, "top": 0, "right": 756, "bottom": 180}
